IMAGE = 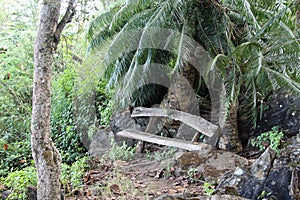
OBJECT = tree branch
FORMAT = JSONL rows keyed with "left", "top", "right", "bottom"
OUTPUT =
{"left": 54, "top": 0, "right": 76, "bottom": 45}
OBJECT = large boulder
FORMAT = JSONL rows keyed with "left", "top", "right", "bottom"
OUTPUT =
{"left": 175, "top": 150, "right": 251, "bottom": 181}
{"left": 217, "top": 136, "right": 300, "bottom": 200}
{"left": 255, "top": 90, "right": 300, "bottom": 138}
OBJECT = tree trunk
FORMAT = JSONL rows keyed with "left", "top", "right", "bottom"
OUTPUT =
{"left": 218, "top": 104, "right": 243, "bottom": 152}
{"left": 297, "top": 0, "right": 300, "bottom": 26}
{"left": 136, "top": 63, "right": 199, "bottom": 152}
{"left": 31, "top": 1, "right": 75, "bottom": 199}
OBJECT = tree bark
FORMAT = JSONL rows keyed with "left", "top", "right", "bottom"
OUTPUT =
{"left": 217, "top": 104, "right": 243, "bottom": 152}
{"left": 31, "top": 0, "right": 75, "bottom": 199}
{"left": 136, "top": 63, "right": 199, "bottom": 152}
{"left": 297, "top": 0, "right": 300, "bottom": 26}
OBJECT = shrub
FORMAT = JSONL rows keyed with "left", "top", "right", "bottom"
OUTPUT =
{"left": 51, "top": 67, "right": 87, "bottom": 163}
{"left": 108, "top": 139, "right": 136, "bottom": 161}
{"left": 251, "top": 126, "right": 284, "bottom": 154}
{"left": 0, "top": 138, "right": 32, "bottom": 177}
{"left": 61, "top": 156, "right": 88, "bottom": 193}
{"left": 1, "top": 166, "right": 37, "bottom": 200}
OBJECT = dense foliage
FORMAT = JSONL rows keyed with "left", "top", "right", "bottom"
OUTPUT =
{"left": 0, "top": 0, "right": 36, "bottom": 176}
{"left": 0, "top": 0, "right": 107, "bottom": 176}
{"left": 87, "top": 0, "right": 300, "bottom": 126}
{"left": 0, "top": 0, "right": 299, "bottom": 198}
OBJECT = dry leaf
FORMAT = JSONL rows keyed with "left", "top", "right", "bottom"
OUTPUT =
{"left": 110, "top": 184, "right": 123, "bottom": 195}
{"left": 169, "top": 189, "right": 177, "bottom": 194}
{"left": 175, "top": 185, "right": 185, "bottom": 192}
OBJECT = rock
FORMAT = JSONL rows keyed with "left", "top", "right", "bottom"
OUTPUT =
{"left": 290, "top": 167, "right": 300, "bottom": 200}
{"left": 256, "top": 90, "right": 300, "bottom": 137}
{"left": 263, "top": 136, "right": 300, "bottom": 200}
{"left": 153, "top": 193, "right": 250, "bottom": 200}
{"left": 239, "top": 90, "right": 300, "bottom": 145}
{"left": 176, "top": 152, "right": 202, "bottom": 170}
{"left": 233, "top": 167, "right": 245, "bottom": 176}
{"left": 24, "top": 186, "right": 64, "bottom": 200}
{"left": 217, "top": 136, "right": 300, "bottom": 200}
{"left": 217, "top": 167, "right": 262, "bottom": 199}
{"left": 217, "top": 147, "right": 276, "bottom": 199}
{"left": 110, "top": 110, "right": 148, "bottom": 146}
{"left": 110, "top": 110, "right": 148, "bottom": 134}
{"left": 0, "top": 190, "right": 11, "bottom": 200}
{"left": 89, "top": 127, "right": 114, "bottom": 157}
{"left": 197, "top": 151, "right": 250, "bottom": 180}
{"left": 250, "top": 147, "right": 276, "bottom": 180}
{"left": 174, "top": 150, "right": 250, "bottom": 182}
{"left": 26, "top": 186, "right": 37, "bottom": 200}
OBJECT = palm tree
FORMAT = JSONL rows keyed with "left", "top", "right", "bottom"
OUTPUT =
{"left": 86, "top": 0, "right": 300, "bottom": 152}
{"left": 213, "top": 0, "right": 300, "bottom": 150}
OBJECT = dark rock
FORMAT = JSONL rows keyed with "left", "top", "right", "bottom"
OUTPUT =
{"left": 26, "top": 186, "right": 37, "bottom": 200}
{"left": 263, "top": 136, "right": 300, "bottom": 200}
{"left": 238, "top": 89, "right": 300, "bottom": 146}
{"left": 264, "top": 168, "right": 291, "bottom": 200}
{"left": 217, "top": 167, "right": 263, "bottom": 199}
{"left": 250, "top": 147, "right": 276, "bottom": 180}
{"left": 25, "top": 185, "right": 64, "bottom": 200}
{"left": 153, "top": 193, "right": 250, "bottom": 200}
{"left": 256, "top": 90, "right": 300, "bottom": 137}
{"left": 110, "top": 110, "right": 149, "bottom": 146}
{"left": 0, "top": 190, "right": 11, "bottom": 200}
{"left": 290, "top": 167, "right": 300, "bottom": 200}
{"left": 217, "top": 136, "right": 300, "bottom": 200}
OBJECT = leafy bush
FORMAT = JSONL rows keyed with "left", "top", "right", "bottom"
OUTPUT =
{"left": 0, "top": 138, "right": 32, "bottom": 177}
{"left": 1, "top": 166, "right": 37, "bottom": 200}
{"left": 95, "top": 80, "right": 113, "bottom": 126}
{"left": 61, "top": 156, "right": 88, "bottom": 192}
{"left": 51, "top": 67, "right": 87, "bottom": 164}
{"left": 251, "top": 126, "right": 284, "bottom": 154}
{"left": 0, "top": 0, "right": 35, "bottom": 177}
{"left": 108, "top": 139, "right": 136, "bottom": 161}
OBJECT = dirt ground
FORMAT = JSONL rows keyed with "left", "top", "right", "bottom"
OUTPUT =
{"left": 65, "top": 147, "right": 213, "bottom": 200}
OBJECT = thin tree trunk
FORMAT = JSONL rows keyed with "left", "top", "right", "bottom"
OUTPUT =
{"left": 31, "top": 1, "right": 75, "bottom": 199}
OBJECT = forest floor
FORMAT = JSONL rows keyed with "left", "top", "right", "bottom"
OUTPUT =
{"left": 65, "top": 145, "right": 217, "bottom": 200}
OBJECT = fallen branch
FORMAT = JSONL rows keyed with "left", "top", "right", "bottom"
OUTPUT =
{"left": 116, "top": 129, "right": 212, "bottom": 152}
{"left": 131, "top": 107, "right": 218, "bottom": 137}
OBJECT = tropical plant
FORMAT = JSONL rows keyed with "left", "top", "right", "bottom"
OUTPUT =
{"left": 108, "top": 138, "right": 136, "bottom": 161}
{"left": 251, "top": 126, "right": 284, "bottom": 154}
{"left": 1, "top": 166, "right": 37, "bottom": 200}
{"left": 0, "top": 0, "right": 37, "bottom": 176}
{"left": 86, "top": 0, "right": 300, "bottom": 151}
{"left": 61, "top": 156, "right": 88, "bottom": 192}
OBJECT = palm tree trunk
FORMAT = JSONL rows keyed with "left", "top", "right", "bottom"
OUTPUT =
{"left": 297, "top": 0, "right": 300, "bottom": 25}
{"left": 136, "top": 63, "right": 198, "bottom": 152}
{"left": 218, "top": 104, "right": 243, "bottom": 152}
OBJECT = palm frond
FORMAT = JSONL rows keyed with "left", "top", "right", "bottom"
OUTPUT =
{"left": 87, "top": 4, "right": 122, "bottom": 41}
{"left": 225, "top": 0, "right": 261, "bottom": 30}
{"left": 263, "top": 67, "right": 300, "bottom": 95}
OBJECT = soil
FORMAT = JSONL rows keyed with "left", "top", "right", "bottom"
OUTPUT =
{"left": 65, "top": 147, "right": 214, "bottom": 200}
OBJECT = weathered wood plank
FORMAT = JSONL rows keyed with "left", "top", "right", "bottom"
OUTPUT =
{"left": 131, "top": 107, "right": 218, "bottom": 137}
{"left": 116, "top": 129, "right": 212, "bottom": 152}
